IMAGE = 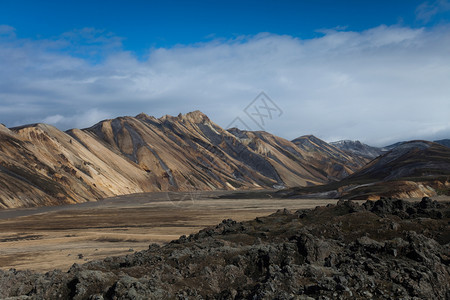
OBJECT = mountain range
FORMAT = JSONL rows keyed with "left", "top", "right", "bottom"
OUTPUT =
{"left": 0, "top": 111, "right": 449, "bottom": 209}
{"left": 329, "top": 140, "right": 384, "bottom": 159}
{"left": 0, "top": 111, "right": 366, "bottom": 209}
{"left": 281, "top": 140, "right": 450, "bottom": 200}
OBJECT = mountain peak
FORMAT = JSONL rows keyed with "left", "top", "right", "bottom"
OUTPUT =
{"left": 330, "top": 140, "right": 384, "bottom": 159}
{"left": 135, "top": 112, "right": 151, "bottom": 119}
{"left": 292, "top": 135, "right": 331, "bottom": 148}
{"left": 332, "top": 140, "right": 362, "bottom": 145}
{"left": 10, "top": 123, "right": 59, "bottom": 132}
{"left": 182, "top": 110, "right": 209, "bottom": 123}
{"left": 172, "top": 110, "right": 210, "bottom": 124}
{"left": 295, "top": 134, "right": 312, "bottom": 139}
{"left": 158, "top": 111, "right": 209, "bottom": 124}
{"left": 330, "top": 140, "right": 383, "bottom": 159}
{"left": 391, "top": 140, "right": 432, "bottom": 151}
{"left": 293, "top": 135, "right": 319, "bottom": 141}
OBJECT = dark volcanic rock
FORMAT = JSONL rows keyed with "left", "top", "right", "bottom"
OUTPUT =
{"left": 363, "top": 196, "right": 444, "bottom": 219}
{"left": 0, "top": 198, "right": 449, "bottom": 299}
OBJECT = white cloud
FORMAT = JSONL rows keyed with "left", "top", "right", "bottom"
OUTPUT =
{"left": 42, "top": 114, "right": 65, "bottom": 124}
{"left": 41, "top": 109, "right": 113, "bottom": 129}
{"left": 0, "top": 24, "right": 449, "bottom": 146}
{"left": 416, "top": 0, "right": 450, "bottom": 22}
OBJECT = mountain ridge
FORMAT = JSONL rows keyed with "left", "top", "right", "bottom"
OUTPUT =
{"left": 330, "top": 139, "right": 384, "bottom": 159}
{"left": 1, "top": 111, "right": 448, "bottom": 209}
{"left": 0, "top": 111, "right": 367, "bottom": 209}
{"left": 281, "top": 140, "right": 450, "bottom": 200}
{"left": 291, "top": 135, "right": 369, "bottom": 180}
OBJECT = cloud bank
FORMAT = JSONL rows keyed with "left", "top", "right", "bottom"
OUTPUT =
{"left": 0, "top": 25, "right": 449, "bottom": 146}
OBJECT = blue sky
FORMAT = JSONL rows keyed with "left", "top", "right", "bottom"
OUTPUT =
{"left": 1, "top": 0, "right": 449, "bottom": 145}
{"left": 2, "top": 0, "right": 446, "bottom": 54}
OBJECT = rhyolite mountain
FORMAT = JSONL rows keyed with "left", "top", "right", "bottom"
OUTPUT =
{"left": 282, "top": 140, "right": 450, "bottom": 200}
{"left": 435, "top": 139, "right": 450, "bottom": 148}
{"left": 292, "top": 135, "right": 370, "bottom": 179}
{"left": 357, "top": 138, "right": 450, "bottom": 156}
{"left": 0, "top": 111, "right": 367, "bottom": 209}
{"left": 2, "top": 111, "right": 448, "bottom": 209}
{"left": 344, "top": 141, "right": 450, "bottom": 182}
{"left": 330, "top": 139, "right": 384, "bottom": 159}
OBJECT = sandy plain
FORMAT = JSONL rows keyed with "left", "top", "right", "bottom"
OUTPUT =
{"left": 0, "top": 191, "right": 341, "bottom": 273}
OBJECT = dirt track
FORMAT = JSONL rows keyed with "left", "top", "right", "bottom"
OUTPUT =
{"left": 0, "top": 191, "right": 340, "bottom": 272}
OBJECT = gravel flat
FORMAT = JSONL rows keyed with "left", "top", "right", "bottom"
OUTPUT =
{"left": 0, "top": 191, "right": 338, "bottom": 272}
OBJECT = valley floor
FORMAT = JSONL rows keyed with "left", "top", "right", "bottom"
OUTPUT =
{"left": 0, "top": 191, "right": 342, "bottom": 272}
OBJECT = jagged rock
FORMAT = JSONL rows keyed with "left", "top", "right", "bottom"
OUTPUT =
{"left": 0, "top": 199, "right": 448, "bottom": 299}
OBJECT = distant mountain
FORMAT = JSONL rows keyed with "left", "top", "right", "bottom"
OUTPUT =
{"left": 382, "top": 141, "right": 405, "bottom": 151}
{"left": 291, "top": 135, "right": 369, "bottom": 180}
{"left": 0, "top": 111, "right": 368, "bottom": 209}
{"left": 330, "top": 140, "right": 384, "bottom": 159}
{"left": 435, "top": 139, "right": 450, "bottom": 148}
{"left": 383, "top": 139, "right": 450, "bottom": 151}
{"left": 281, "top": 140, "right": 450, "bottom": 200}
{"left": 345, "top": 141, "right": 450, "bottom": 182}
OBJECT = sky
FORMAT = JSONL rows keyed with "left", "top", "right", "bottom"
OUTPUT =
{"left": 0, "top": 0, "right": 449, "bottom": 146}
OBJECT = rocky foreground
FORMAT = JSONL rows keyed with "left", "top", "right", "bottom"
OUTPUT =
{"left": 0, "top": 198, "right": 449, "bottom": 299}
